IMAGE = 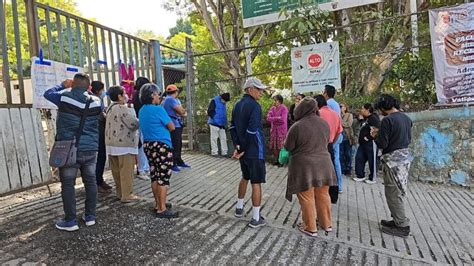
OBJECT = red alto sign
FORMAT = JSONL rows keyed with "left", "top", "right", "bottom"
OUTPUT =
{"left": 308, "top": 53, "right": 322, "bottom": 68}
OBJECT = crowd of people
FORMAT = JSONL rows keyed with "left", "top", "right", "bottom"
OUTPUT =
{"left": 45, "top": 74, "right": 413, "bottom": 239}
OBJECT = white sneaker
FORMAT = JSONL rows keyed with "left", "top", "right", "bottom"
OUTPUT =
{"left": 365, "top": 179, "right": 376, "bottom": 184}
{"left": 136, "top": 171, "right": 150, "bottom": 180}
{"left": 353, "top": 177, "right": 366, "bottom": 182}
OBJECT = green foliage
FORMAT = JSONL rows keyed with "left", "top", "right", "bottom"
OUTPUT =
{"left": 169, "top": 18, "right": 193, "bottom": 38}
{"left": 3, "top": 0, "right": 91, "bottom": 79}
{"left": 383, "top": 49, "right": 437, "bottom": 110}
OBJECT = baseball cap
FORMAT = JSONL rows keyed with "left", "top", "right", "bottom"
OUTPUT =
{"left": 244, "top": 77, "right": 267, "bottom": 90}
{"left": 166, "top": 84, "right": 178, "bottom": 92}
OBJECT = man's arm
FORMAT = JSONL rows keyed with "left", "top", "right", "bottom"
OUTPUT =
{"left": 43, "top": 84, "right": 66, "bottom": 107}
{"left": 245, "top": 105, "right": 262, "bottom": 143}
{"left": 375, "top": 118, "right": 390, "bottom": 149}
{"left": 207, "top": 100, "right": 216, "bottom": 118}
{"left": 229, "top": 106, "right": 243, "bottom": 155}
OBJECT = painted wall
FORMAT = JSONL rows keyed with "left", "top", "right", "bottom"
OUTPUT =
{"left": 196, "top": 106, "right": 473, "bottom": 187}
{"left": 407, "top": 106, "right": 473, "bottom": 187}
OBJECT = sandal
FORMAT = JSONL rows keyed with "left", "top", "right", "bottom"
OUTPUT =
{"left": 298, "top": 226, "right": 318, "bottom": 237}
{"left": 121, "top": 194, "right": 142, "bottom": 203}
{"left": 155, "top": 209, "right": 179, "bottom": 219}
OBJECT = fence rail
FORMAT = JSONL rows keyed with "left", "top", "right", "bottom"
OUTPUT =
{"left": 0, "top": 0, "right": 192, "bottom": 194}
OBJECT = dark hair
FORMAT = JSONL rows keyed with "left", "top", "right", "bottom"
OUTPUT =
{"left": 362, "top": 103, "right": 374, "bottom": 114}
{"left": 166, "top": 90, "right": 178, "bottom": 96}
{"left": 324, "top": 85, "right": 336, "bottom": 98}
{"left": 134, "top": 77, "right": 150, "bottom": 91}
{"left": 221, "top": 92, "right": 230, "bottom": 102}
{"left": 273, "top": 94, "right": 283, "bottom": 104}
{"left": 314, "top": 95, "right": 327, "bottom": 108}
{"left": 73, "top": 73, "right": 90, "bottom": 89}
{"left": 91, "top": 81, "right": 104, "bottom": 94}
{"left": 108, "top": 86, "right": 124, "bottom": 102}
{"left": 375, "top": 94, "right": 400, "bottom": 111}
{"left": 296, "top": 93, "right": 305, "bottom": 98}
{"left": 140, "top": 83, "right": 161, "bottom": 105}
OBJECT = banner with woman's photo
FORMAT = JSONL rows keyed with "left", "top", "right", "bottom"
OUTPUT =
{"left": 429, "top": 3, "right": 474, "bottom": 105}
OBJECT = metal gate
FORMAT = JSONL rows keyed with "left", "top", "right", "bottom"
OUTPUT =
{"left": 0, "top": 0, "right": 191, "bottom": 194}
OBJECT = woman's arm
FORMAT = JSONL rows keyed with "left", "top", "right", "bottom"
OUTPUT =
{"left": 120, "top": 106, "right": 139, "bottom": 130}
{"left": 166, "top": 121, "right": 175, "bottom": 132}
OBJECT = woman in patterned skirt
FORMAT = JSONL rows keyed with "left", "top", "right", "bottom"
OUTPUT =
{"left": 267, "top": 94, "right": 288, "bottom": 166}
{"left": 138, "top": 83, "right": 178, "bottom": 218}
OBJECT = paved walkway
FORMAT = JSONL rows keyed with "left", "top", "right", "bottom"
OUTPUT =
{"left": 0, "top": 153, "right": 472, "bottom": 265}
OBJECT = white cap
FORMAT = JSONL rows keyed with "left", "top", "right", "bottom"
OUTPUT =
{"left": 244, "top": 77, "right": 267, "bottom": 90}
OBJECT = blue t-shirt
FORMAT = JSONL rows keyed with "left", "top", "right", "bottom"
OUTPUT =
{"left": 163, "top": 96, "right": 181, "bottom": 128}
{"left": 139, "top": 104, "right": 173, "bottom": 148}
{"left": 327, "top": 98, "right": 341, "bottom": 117}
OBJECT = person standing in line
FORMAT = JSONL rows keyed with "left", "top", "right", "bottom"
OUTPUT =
{"left": 105, "top": 86, "right": 141, "bottom": 203}
{"left": 207, "top": 92, "right": 231, "bottom": 157}
{"left": 44, "top": 74, "right": 102, "bottom": 231}
{"left": 132, "top": 77, "right": 151, "bottom": 180}
{"left": 284, "top": 97, "right": 337, "bottom": 237}
{"left": 90, "top": 81, "right": 112, "bottom": 193}
{"left": 370, "top": 94, "right": 412, "bottom": 238}
{"left": 353, "top": 103, "right": 381, "bottom": 184}
{"left": 139, "top": 84, "right": 178, "bottom": 218}
{"left": 288, "top": 93, "right": 305, "bottom": 128}
{"left": 323, "top": 85, "right": 344, "bottom": 193}
{"left": 230, "top": 77, "right": 267, "bottom": 228}
{"left": 163, "top": 84, "right": 190, "bottom": 172}
{"left": 340, "top": 103, "right": 354, "bottom": 176}
{"left": 267, "top": 94, "right": 288, "bottom": 166}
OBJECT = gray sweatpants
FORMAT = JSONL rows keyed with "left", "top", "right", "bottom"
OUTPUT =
{"left": 382, "top": 164, "right": 410, "bottom": 227}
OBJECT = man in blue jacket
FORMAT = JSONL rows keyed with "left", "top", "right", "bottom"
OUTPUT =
{"left": 44, "top": 73, "right": 102, "bottom": 232}
{"left": 230, "top": 77, "right": 267, "bottom": 228}
{"left": 207, "top": 92, "right": 230, "bottom": 157}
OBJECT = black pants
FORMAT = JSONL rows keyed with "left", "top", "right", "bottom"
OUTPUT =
{"left": 95, "top": 136, "right": 106, "bottom": 185}
{"left": 355, "top": 141, "right": 377, "bottom": 181}
{"left": 327, "top": 143, "right": 339, "bottom": 204}
{"left": 171, "top": 126, "right": 184, "bottom": 166}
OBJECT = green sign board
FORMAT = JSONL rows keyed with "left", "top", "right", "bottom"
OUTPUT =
{"left": 241, "top": 0, "right": 383, "bottom": 28}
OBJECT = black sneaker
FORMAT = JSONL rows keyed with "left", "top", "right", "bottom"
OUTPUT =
{"left": 381, "top": 225, "right": 410, "bottom": 238}
{"left": 156, "top": 209, "right": 179, "bottom": 219}
{"left": 235, "top": 208, "right": 244, "bottom": 218}
{"left": 151, "top": 203, "right": 173, "bottom": 212}
{"left": 380, "top": 219, "right": 396, "bottom": 227}
{"left": 248, "top": 216, "right": 266, "bottom": 228}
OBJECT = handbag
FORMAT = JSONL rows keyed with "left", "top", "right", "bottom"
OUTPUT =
{"left": 278, "top": 147, "right": 290, "bottom": 165}
{"left": 49, "top": 97, "right": 92, "bottom": 167}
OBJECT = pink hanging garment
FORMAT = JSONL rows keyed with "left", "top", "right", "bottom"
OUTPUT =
{"left": 119, "top": 62, "right": 134, "bottom": 103}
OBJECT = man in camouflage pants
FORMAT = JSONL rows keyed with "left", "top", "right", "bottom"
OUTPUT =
{"left": 371, "top": 94, "right": 413, "bottom": 238}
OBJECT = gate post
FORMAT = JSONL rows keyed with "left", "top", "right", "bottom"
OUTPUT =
{"left": 150, "top": 40, "right": 164, "bottom": 90}
{"left": 25, "top": 0, "right": 40, "bottom": 57}
{"left": 185, "top": 37, "right": 194, "bottom": 151}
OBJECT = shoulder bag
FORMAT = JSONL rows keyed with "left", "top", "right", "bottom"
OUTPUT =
{"left": 49, "top": 97, "right": 92, "bottom": 167}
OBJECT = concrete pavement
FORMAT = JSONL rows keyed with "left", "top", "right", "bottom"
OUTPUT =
{"left": 0, "top": 153, "right": 472, "bottom": 265}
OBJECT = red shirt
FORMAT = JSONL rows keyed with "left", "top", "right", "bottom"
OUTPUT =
{"left": 319, "top": 106, "right": 343, "bottom": 143}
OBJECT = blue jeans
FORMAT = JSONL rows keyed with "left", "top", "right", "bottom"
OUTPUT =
{"left": 137, "top": 131, "right": 149, "bottom": 173}
{"left": 340, "top": 138, "right": 353, "bottom": 175}
{"left": 333, "top": 134, "right": 343, "bottom": 191}
{"left": 59, "top": 151, "right": 97, "bottom": 221}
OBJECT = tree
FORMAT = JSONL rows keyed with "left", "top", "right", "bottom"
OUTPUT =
{"left": 133, "top": 29, "right": 166, "bottom": 43}
{"left": 169, "top": 18, "right": 193, "bottom": 38}
{"left": 164, "top": 0, "right": 274, "bottom": 91}
{"left": 3, "top": 0, "right": 82, "bottom": 79}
